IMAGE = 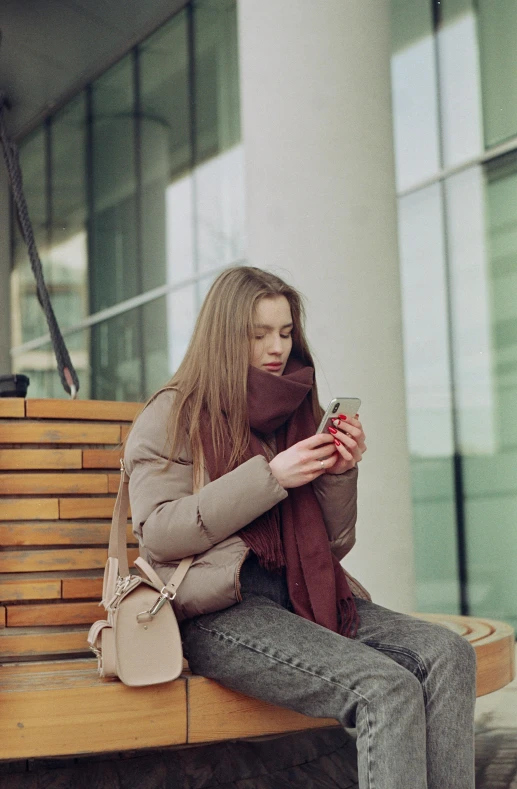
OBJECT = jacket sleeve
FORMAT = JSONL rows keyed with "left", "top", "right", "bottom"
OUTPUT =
{"left": 312, "top": 467, "right": 358, "bottom": 561}
{"left": 124, "top": 390, "right": 288, "bottom": 562}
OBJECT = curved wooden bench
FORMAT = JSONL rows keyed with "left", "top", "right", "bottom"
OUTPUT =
{"left": 415, "top": 613, "right": 515, "bottom": 697}
{"left": 0, "top": 398, "right": 515, "bottom": 762}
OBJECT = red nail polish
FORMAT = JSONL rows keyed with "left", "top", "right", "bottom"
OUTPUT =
{"left": 328, "top": 426, "right": 338, "bottom": 434}
{"left": 338, "top": 414, "right": 348, "bottom": 421}
{"left": 334, "top": 439, "right": 341, "bottom": 446}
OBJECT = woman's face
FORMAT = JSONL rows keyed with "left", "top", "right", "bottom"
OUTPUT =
{"left": 250, "top": 296, "right": 293, "bottom": 376}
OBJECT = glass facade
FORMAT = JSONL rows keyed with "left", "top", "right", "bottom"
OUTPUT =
{"left": 10, "top": 0, "right": 244, "bottom": 402}
{"left": 392, "top": 0, "right": 517, "bottom": 628}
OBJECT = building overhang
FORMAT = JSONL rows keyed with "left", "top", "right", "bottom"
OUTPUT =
{"left": 0, "top": 0, "right": 187, "bottom": 139}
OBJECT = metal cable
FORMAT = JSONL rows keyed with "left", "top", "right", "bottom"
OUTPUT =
{"left": 0, "top": 89, "right": 80, "bottom": 397}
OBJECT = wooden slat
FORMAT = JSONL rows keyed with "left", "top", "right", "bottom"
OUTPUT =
{"left": 59, "top": 497, "right": 117, "bottom": 519}
{"left": 0, "top": 449, "right": 82, "bottom": 470}
{"left": 0, "top": 422, "right": 121, "bottom": 445}
{"left": 0, "top": 548, "right": 108, "bottom": 573}
{"left": 62, "top": 578, "right": 103, "bottom": 600}
{"left": 0, "top": 499, "right": 59, "bottom": 521}
{"left": 0, "top": 664, "right": 187, "bottom": 758}
{"left": 0, "top": 399, "right": 25, "bottom": 417}
{"left": 7, "top": 602, "right": 100, "bottom": 628}
{"left": 0, "top": 521, "right": 136, "bottom": 546}
{"left": 82, "top": 449, "right": 122, "bottom": 469}
{"left": 0, "top": 577, "right": 62, "bottom": 602}
{"left": 121, "top": 424, "right": 130, "bottom": 441}
{"left": 0, "top": 547, "right": 140, "bottom": 573}
{"left": 0, "top": 628, "right": 91, "bottom": 659}
{"left": 1, "top": 659, "right": 97, "bottom": 680}
{"left": 0, "top": 472, "right": 108, "bottom": 495}
{"left": 0, "top": 607, "right": 5, "bottom": 627}
{"left": 26, "top": 399, "right": 140, "bottom": 422}
{"left": 187, "top": 676, "right": 338, "bottom": 743}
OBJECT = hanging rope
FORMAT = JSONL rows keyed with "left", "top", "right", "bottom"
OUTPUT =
{"left": 0, "top": 89, "right": 80, "bottom": 398}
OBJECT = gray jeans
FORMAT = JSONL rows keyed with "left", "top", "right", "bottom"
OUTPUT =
{"left": 181, "top": 554, "right": 476, "bottom": 789}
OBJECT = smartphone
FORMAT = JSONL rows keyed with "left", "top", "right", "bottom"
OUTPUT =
{"left": 316, "top": 397, "right": 361, "bottom": 434}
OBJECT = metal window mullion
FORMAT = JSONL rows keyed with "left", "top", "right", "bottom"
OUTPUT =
{"left": 439, "top": 180, "right": 470, "bottom": 616}
{"left": 44, "top": 117, "right": 53, "bottom": 396}
{"left": 187, "top": 1, "right": 201, "bottom": 310}
{"left": 133, "top": 46, "right": 147, "bottom": 398}
{"left": 85, "top": 84, "right": 96, "bottom": 398}
{"left": 428, "top": 6, "right": 470, "bottom": 617}
{"left": 398, "top": 132, "right": 517, "bottom": 198}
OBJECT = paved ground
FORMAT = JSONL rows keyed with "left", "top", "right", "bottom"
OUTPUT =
{"left": 475, "top": 647, "right": 517, "bottom": 789}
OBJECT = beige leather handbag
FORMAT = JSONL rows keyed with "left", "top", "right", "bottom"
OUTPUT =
{"left": 87, "top": 460, "right": 195, "bottom": 686}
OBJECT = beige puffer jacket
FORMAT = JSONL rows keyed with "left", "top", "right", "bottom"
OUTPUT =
{"left": 124, "top": 389, "right": 366, "bottom": 621}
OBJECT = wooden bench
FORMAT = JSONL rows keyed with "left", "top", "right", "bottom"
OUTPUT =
{"left": 0, "top": 397, "right": 515, "bottom": 762}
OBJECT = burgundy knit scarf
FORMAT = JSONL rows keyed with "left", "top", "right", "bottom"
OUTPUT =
{"left": 200, "top": 358, "right": 359, "bottom": 638}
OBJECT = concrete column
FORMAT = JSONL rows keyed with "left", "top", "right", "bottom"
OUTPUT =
{"left": 0, "top": 159, "right": 11, "bottom": 375}
{"left": 237, "top": 0, "right": 416, "bottom": 610}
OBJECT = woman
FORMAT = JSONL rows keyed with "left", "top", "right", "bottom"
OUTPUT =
{"left": 125, "top": 266, "right": 476, "bottom": 789}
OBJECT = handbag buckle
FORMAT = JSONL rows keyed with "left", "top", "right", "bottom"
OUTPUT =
{"left": 137, "top": 587, "right": 176, "bottom": 623}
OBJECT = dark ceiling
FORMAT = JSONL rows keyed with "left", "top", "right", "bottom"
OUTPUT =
{"left": 0, "top": 0, "right": 186, "bottom": 138}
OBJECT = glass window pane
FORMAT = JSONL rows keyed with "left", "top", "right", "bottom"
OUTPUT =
{"left": 90, "top": 56, "right": 138, "bottom": 313}
{"left": 460, "top": 155, "right": 517, "bottom": 629}
{"left": 438, "top": 1, "right": 483, "bottom": 167}
{"left": 391, "top": 0, "right": 441, "bottom": 190}
{"left": 49, "top": 95, "right": 89, "bottom": 332}
{"left": 165, "top": 286, "right": 197, "bottom": 380}
{"left": 140, "top": 10, "right": 193, "bottom": 290}
{"left": 193, "top": 0, "right": 245, "bottom": 272}
{"left": 398, "top": 184, "right": 460, "bottom": 613}
{"left": 446, "top": 167, "right": 495, "bottom": 454}
{"left": 91, "top": 309, "right": 143, "bottom": 402}
{"left": 90, "top": 289, "right": 198, "bottom": 401}
{"left": 478, "top": 1, "right": 517, "bottom": 148}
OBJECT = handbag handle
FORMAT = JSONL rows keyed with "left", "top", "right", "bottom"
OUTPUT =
{"left": 103, "top": 387, "right": 203, "bottom": 605}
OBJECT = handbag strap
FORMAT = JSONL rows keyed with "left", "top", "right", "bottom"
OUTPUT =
{"left": 103, "top": 387, "right": 203, "bottom": 604}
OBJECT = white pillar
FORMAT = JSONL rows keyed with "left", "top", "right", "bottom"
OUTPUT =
{"left": 0, "top": 160, "right": 11, "bottom": 375}
{"left": 237, "top": 0, "right": 416, "bottom": 611}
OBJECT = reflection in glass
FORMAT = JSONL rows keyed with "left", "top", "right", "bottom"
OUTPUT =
{"left": 194, "top": 0, "right": 245, "bottom": 272}
{"left": 478, "top": 0, "right": 517, "bottom": 148}
{"left": 50, "top": 96, "right": 88, "bottom": 332}
{"left": 446, "top": 167, "right": 494, "bottom": 455}
{"left": 90, "top": 56, "right": 138, "bottom": 313}
{"left": 10, "top": 0, "right": 244, "bottom": 404}
{"left": 438, "top": 0, "right": 483, "bottom": 167}
{"left": 391, "top": 0, "right": 441, "bottom": 191}
{"left": 90, "top": 291, "right": 197, "bottom": 402}
{"left": 140, "top": 9, "right": 192, "bottom": 290}
{"left": 398, "top": 184, "right": 459, "bottom": 613}
{"left": 459, "top": 156, "right": 517, "bottom": 628}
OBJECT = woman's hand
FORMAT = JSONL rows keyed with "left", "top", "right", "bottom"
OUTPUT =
{"left": 269, "top": 433, "right": 340, "bottom": 489}
{"left": 325, "top": 414, "right": 367, "bottom": 474}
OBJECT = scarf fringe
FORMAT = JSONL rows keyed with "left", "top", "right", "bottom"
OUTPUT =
{"left": 240, "top": 520, "right": 286, "bottom": 573}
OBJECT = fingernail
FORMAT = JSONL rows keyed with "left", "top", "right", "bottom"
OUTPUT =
{"left": 328, "top": 426, "right": 338, "bottom": 434}
{"left": 338, "top": 414, "right": 348, "bottom": 420}
{"left": 355, "top": 413, "right": 359, "bottom": 418}
{"left": 334, "top": 439, "right": 341, "bottom": 446}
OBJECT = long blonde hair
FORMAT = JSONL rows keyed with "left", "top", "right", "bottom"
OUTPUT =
{"left": 167, "top": 266, "right": 322, "bottom": 482}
